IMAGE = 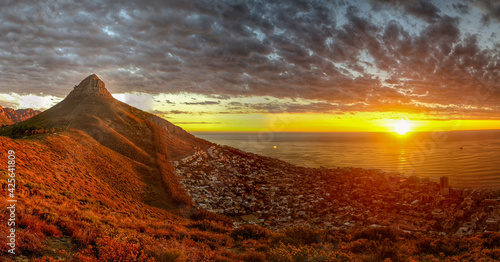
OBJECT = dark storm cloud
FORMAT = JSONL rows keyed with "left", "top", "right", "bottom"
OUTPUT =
{"left": 364, "top": 8, "right": 500, "bottom": 114}
{"left": 405, "top": 0, "right": 441, "bottom": 22}
{"left": 472, "top": 0, "right": 500, "bottom": 22}
{"left": 481, "top": 14, "right": 491, "bottom": 26}
{"left": 223, "top": 100, "right": 374, "bottom": 114}
{"left": 0, "top": 0, "right": 500, "bottom": 117}
{"left": 373, "top": 0, "right": 441, "bottom": 22}
{"left": 223, "top": 101, "right": 341, "bottom": 114}
{"left": 452, "top": 3, "right": 470, "bottom": 14}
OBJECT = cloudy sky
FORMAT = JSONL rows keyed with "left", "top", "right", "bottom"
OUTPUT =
{"left": 1, "top": 0, "right": 500, "bottom": 132}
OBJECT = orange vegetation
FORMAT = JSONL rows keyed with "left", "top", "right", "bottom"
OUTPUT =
{"left": 1, "top": 75, "right": 499, "bottom": 261}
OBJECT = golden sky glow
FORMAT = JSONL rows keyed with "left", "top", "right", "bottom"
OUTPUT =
{"left": 3, "top": 91, "right": 500, "bottom": 133}
{"left": 163, "top": 111, "right": 500, "bottom": 133}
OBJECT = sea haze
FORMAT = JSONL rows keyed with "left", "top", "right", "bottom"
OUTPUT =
{"left": 193, "top": 130, "right": 500, "bottom": 188}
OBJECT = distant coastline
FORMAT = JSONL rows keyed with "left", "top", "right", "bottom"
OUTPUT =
{"left": 193, "top": 130, "right": 500, "bottom": 188}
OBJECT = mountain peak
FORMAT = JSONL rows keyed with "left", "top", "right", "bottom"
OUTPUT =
{"left": 67, "top": 74, "right": 113, "bottom": 99}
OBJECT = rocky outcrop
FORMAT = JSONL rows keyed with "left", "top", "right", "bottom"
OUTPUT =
{"left": 0, "top": 105, "right": 40, "bottom": 126}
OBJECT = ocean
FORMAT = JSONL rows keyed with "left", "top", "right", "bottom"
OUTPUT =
{"left": 193, "top": 130, "right": 500, "bottom": 188}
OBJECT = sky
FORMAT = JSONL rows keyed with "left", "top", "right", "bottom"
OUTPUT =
{"left": 1, "top": 0, "right": 500, "bottom": 132}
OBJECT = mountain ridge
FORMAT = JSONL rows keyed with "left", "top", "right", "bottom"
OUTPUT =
{"left": 0, "top": 105, "right": 40, "bottom": 126}
{"left": 0, "top": 74, "right": 213, "bottom": 209}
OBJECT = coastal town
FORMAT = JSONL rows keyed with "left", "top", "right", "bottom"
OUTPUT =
{"left": 174, "top": 145, "right": 500, "bottom": 236}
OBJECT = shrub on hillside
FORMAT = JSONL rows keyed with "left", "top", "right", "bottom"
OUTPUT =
{"left": 231, "top": 225, "right": 273, "bottom": 241}
{"left": 188, "top": 230, "right": 232, "bottom": 249}
{"left": 187, "top": 219, "right": 231, "bottom": 234}
{"left": 479, "top": 232, "right": 500, "bottom": 249}
{"left": 268, "top": 243, "right": 353, "bottom": 262}
{"left": 239, "top": 250, "right": 267, "bottom": 262}
{"left": 354, "top": 227, "right": 402, "bottom": 242}
{"left": 189, "top": 209, "right": 233, "bottom": 227}
{"left": 415, "top": 236, "right": 480, "bottom": 257}
{"left": 62, "top": 222, "right": 100, "bottom": 246}
{"left": 155, "top": 249, "right": 183, "bottom": 262}
{"left": 8, "top": 124, "right": 48, "bottom": 138}
{"left": 95, "top": 236, "right": 153, "bottom": 261}
{"left": 19, "top": 214, "right": 62, "bottom": 237}
{"left": 278, "top": 226, "right": 325, "bottom": 246}
{"left": 17, "top": 229, "right": 45, "bottom": 255}
{"left": 374, "top": 241, "right": 406, "bottom": 261}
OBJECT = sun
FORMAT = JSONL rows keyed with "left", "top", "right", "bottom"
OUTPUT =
{"left": 394, "top": 119, "right": 411, "bottom": 135}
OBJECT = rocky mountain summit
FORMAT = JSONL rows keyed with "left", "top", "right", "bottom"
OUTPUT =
{"left": 66, "top": 74, "right": 113, "bottom": 99}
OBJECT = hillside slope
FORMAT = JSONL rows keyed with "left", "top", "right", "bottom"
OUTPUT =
{"left": 0, "top": 75, "right": 232, "bottom": 260}
{"left": 0, "top": 132, "right": 235, "bottom": 260}
{"left": 1, "top": 74, "right": 212, "bottom": 208}
{"left": 0, "top": 75, "right": 499, "bottom": 261}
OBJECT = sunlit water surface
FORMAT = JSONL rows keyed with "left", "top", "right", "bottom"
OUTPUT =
{"left": 193, "top": 130, "right": 500, "bottom": 188}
